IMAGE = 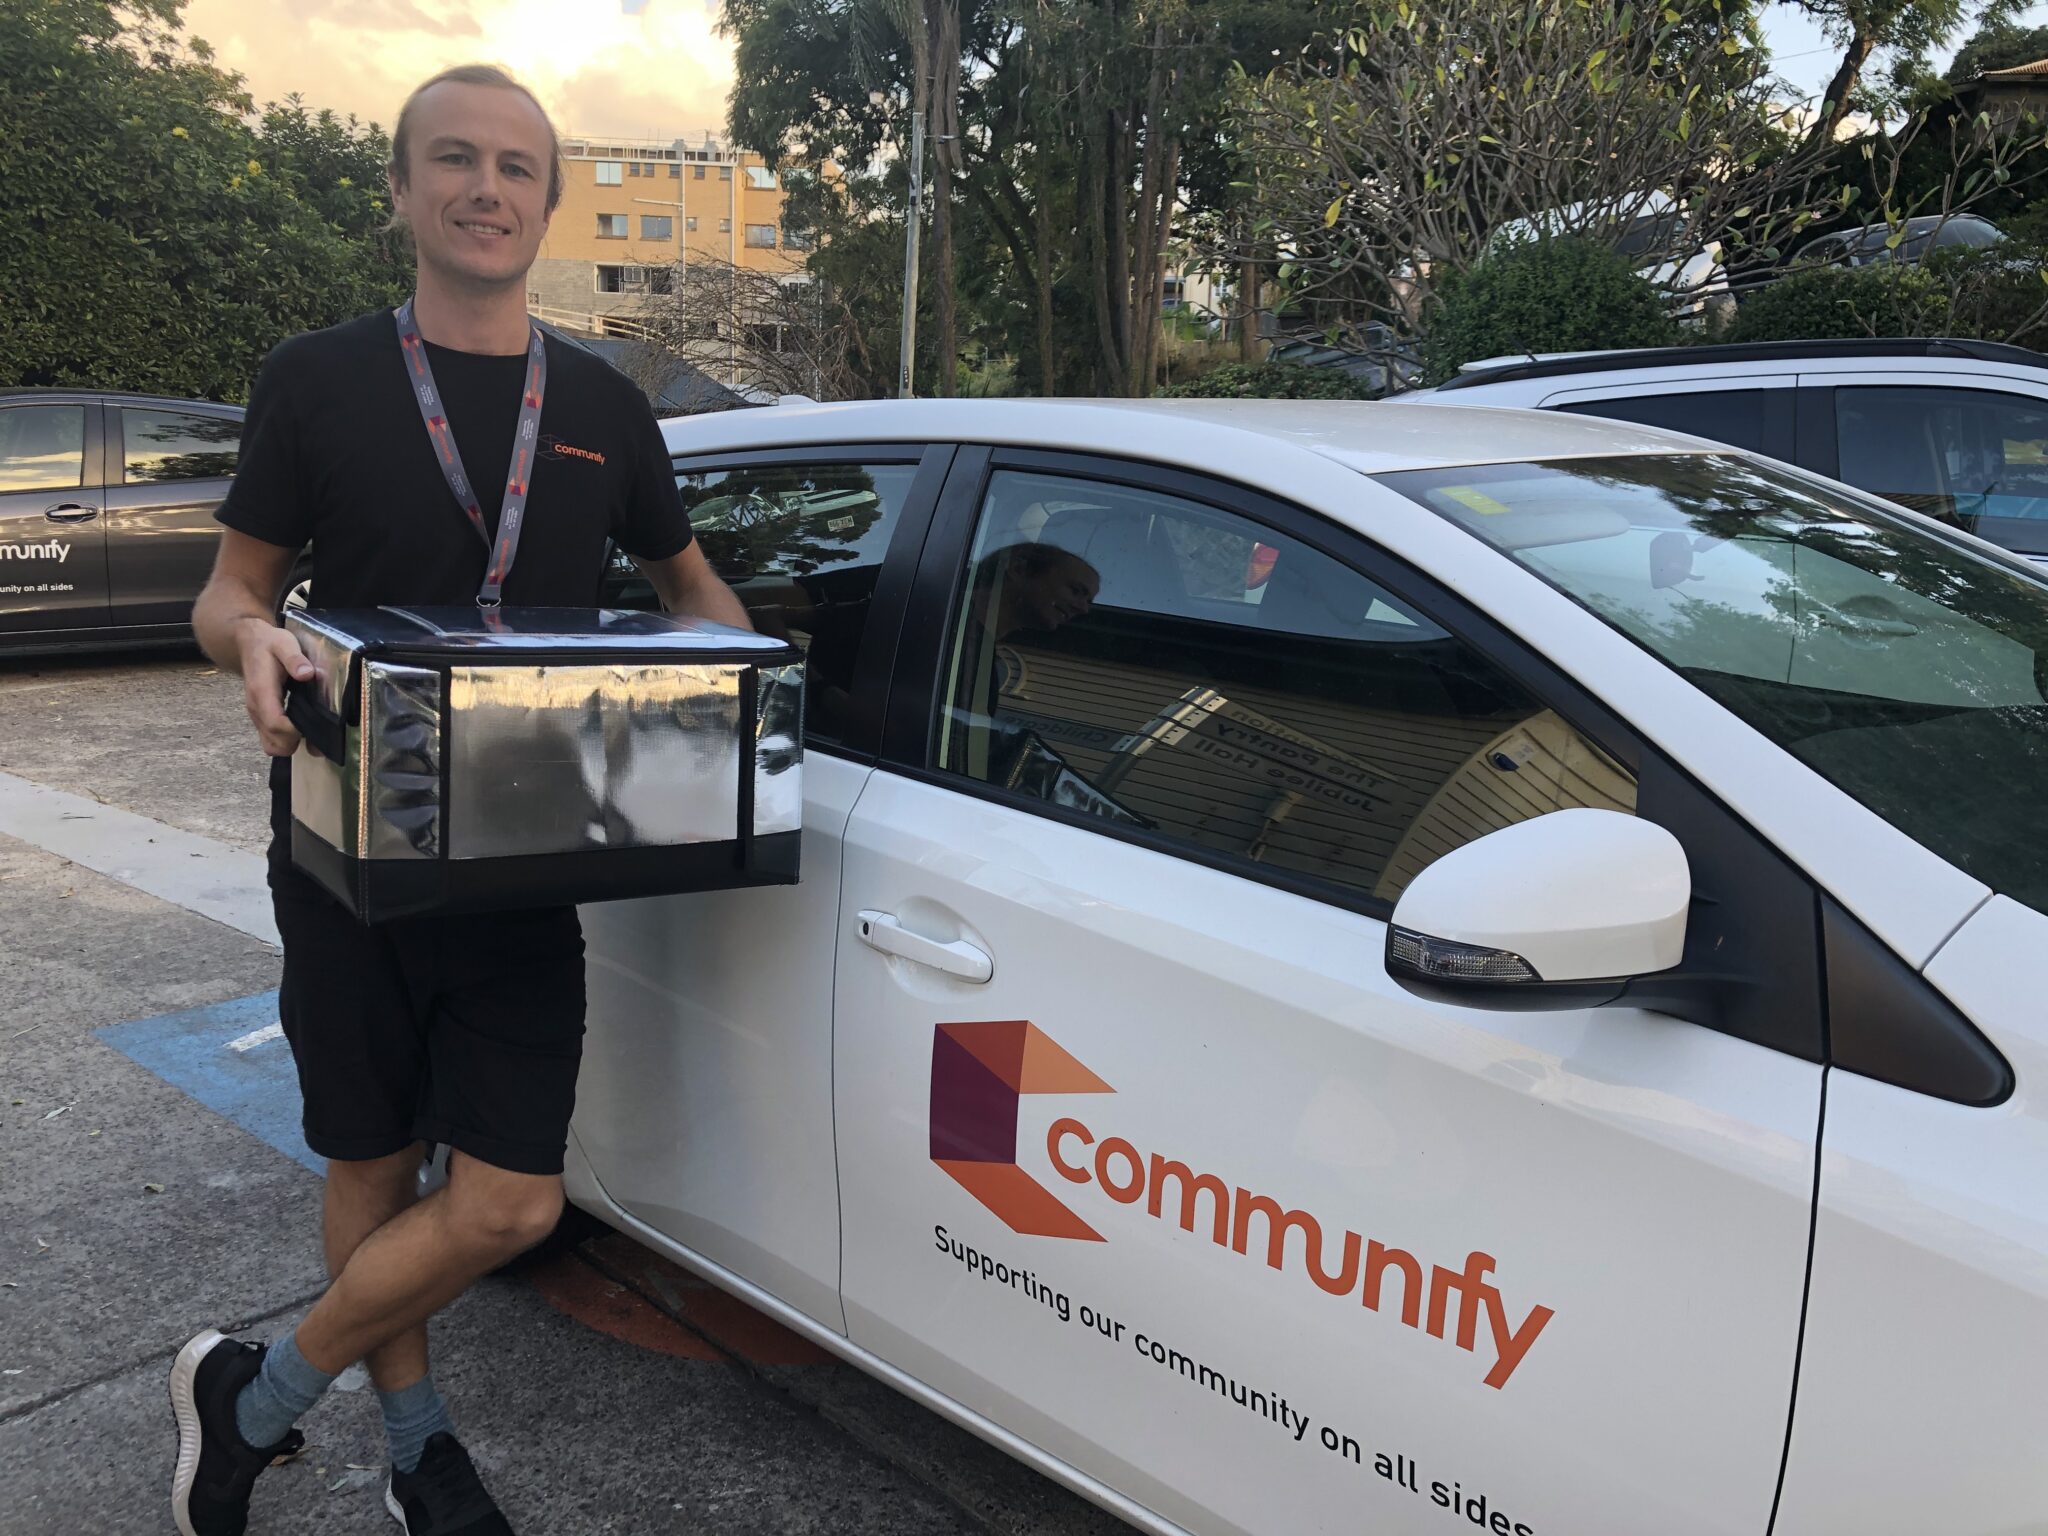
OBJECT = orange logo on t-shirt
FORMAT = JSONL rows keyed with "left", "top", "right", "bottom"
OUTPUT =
{"left": 540, "top": 434, "right": 606, "bottom": 466}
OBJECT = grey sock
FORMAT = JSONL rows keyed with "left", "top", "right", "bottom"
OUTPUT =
{"left": 379, "top": 1374, "right": 456, "bottom": 1473}
{"left": 233, "top": 1331, "right": 336, "bottom": 1450}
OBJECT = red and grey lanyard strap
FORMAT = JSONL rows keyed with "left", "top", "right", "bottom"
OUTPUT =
{"left": 394, "top": 300, "right": 547, "bottom": 607}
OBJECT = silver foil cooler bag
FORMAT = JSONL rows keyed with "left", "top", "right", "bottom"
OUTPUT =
{"left": 281, "top": 606, "right": 803, "bottom": 922}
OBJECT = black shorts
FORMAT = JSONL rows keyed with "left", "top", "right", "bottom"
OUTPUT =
{"left": 271, "top": 864, "right": 587, "bottom": 1177}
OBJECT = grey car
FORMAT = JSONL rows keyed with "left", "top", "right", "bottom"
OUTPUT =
{"left": 0, "top": 388, "right": 258, "bottom": 655}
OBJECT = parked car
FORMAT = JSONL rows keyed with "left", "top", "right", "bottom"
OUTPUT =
{"left": 1265, "top": 322, "right": 1426, "bottom": 395}
{"left": 1796, "top": 212, "right": 2007, "bottom": 269}
{"left": 569, "top": 396, "right": 2048, "bottom": 1536}
{"left": 1410, "top": 337, "right": 2048, "bottom": 565}
{"left": 0, "top": 388, "right": 260, "bottom": 654}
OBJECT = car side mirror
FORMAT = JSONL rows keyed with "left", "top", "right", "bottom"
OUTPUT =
{"left": 1386, "top": 809, "right": 1690, "bottom": 1011}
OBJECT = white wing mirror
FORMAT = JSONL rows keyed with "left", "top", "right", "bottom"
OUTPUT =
{"left": 1387, "top": 809, "right": 1690, "bottom": 1010}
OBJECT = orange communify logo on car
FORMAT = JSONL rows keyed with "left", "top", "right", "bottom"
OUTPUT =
{"left": 929, "top": 1021, "right": 1556, "bottom": 1390}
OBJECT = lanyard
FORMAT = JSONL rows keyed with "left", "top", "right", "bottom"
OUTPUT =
{"left": 394, "top": 300, "right": 548, "bottom": 607}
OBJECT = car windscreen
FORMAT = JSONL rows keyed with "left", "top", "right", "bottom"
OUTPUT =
{"left": 1376, "top": 454, "right": 2048, "bottom": 915}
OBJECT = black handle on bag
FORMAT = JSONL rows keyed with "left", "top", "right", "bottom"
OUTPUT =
{"left": 285, "top": 679, "right": 349, "bottom": 762}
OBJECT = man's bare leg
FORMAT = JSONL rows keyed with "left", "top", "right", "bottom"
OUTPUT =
{"left": 322, "top": 1144, "right": 428, "bottom": 1391}
{"left": 293, "top": 1150, "right": 563, "bottom": 1376}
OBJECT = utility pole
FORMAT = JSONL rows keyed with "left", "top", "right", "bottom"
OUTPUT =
{"left": 897, "top": 108, "right": 925, "bottom": 400}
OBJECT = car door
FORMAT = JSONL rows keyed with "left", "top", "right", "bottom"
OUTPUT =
{"left": 571, "top": 445, "right": 949, "bottom": 1327}
{"left": 0, "top": 399, "right": 109, "bottom": 635}
{"left": 1798, "top": 373, "right": 2048, "bottom": 564}
{"left": 1541, "top": 374, "right": 1796, "bottom": 459}
{"left": 832, "top": 449, "right": 1825, "bottom": 1536}
{"left": 103, "top": 403, "right": 242, "bottom": 628}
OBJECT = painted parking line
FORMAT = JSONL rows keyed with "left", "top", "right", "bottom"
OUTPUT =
{"left": 97, "top": 998, "right": 827, "bottom": 1372}
{"left": 0, "top": 768, "right": 277, "bottom": 947}
{"left": 96, "top": 990, "right": 320, "bottom": 1175}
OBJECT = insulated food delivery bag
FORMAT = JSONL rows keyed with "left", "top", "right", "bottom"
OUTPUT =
{"left": 282, "top": 606, "right": 803, "bottom": 922}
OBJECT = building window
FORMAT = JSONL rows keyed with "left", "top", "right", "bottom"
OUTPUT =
{"left": 718, "top": 217, "right": 731, "bottom": 233}
{"left": 669, "top": 163, "right": 680, "bottom": 179}
{"left": 693, "top": 165, "right": 706, "bottom": 180}
{"left": 782, "top": 228, "right": 813, "bottom": 252}
{"left": 596, "top": 213, "right": 628, "bottom": 239}
{"left": 596, "top": 161, "right": 623, "bottom": 186}
{"left": 744, "top": 165, "right": 779, "bottom": 190}
{"left": 641, "top": 214, "right": 674, "bottom": 240}
{"left": 719, "top": 164, "right": 732, "bottom": 181}
{"left": 685, "top": 215, "right": 698, "bottom": 232}
{"left": 647, "top": 267, "right": 674, "bottom": 295}
{"left": 745, "top": 223, "right": 777, "bottom": 248}
{"left": 595, "top": 264, "right": 625, "bottom": 293}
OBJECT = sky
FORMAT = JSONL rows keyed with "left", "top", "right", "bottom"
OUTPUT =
{"left": 181, "top": 0, "right": 738, "bottom": 142}
{"left": 179, "top": 0, "right": 2048, "bottom": 143}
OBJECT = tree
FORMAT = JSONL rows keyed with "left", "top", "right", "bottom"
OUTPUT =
{"left": 0, "top": 0, "right": 408, "bottom": 400}
{"left": 722, "top": 0, "right": 1323, "bottom": 397}
{"left": 1795, "top": 0, "right": 2019, "bottom": 140}
{"left": 633, "top": 256, "right": 868, "bottom": 401}
{"left": 1228, "top": 0, "right": 1845, "bottom": 341}
{"left": 1944, "top": 15, "right": 2048, "bottom": 83}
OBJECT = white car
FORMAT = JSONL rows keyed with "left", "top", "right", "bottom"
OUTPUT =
{"left": 564, "top": 398, "right": 2047, "bottom": 1536}
{"left": 1411, "top": 337, "right": 2048, "bottom": 566}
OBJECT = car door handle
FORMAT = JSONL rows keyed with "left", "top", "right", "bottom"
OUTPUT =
{"left": 855, "top": 911, "right": 993, "bottom": 983}
{"left": 44, "top": 504, "right": 98, "bottom": 523}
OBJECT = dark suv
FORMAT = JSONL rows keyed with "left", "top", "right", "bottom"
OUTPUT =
{"left": 0, "top": 388, "right": 250, "bottom": 654}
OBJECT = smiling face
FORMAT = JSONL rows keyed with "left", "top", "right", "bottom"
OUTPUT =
{"left": 1008, "top": 550, "right": 1100, "bottom": 633}
{"left": 389, "top": 79, "right": 554, "bottom": 295}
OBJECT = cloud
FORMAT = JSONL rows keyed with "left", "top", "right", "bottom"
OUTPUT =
{"left": 182, "top": 0, "right": 734, "bottom": 137}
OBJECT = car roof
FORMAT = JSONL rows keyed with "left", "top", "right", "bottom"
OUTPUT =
{"left": 1435, "top": 336, "right": 2048, "bottom": 392}
{"left": 659, "top": 397, "right": 1730, "bottom": 477}
{"left": 0, "top": 386, "right": 244, "bottom": 414}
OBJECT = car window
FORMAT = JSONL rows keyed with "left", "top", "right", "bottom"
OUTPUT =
{"left": 1835, "top": 386, "right": 2048, "bottom": 554}
{"left": 0, "top": 405, "right": 86, "bottom": 493}
{"left": 930, "top": 468, "right": 1636, "bottom": 905}
{"left": 1382, "top": 454, "right": 2048, "bottom": 916}
{"left": 1556, "top": 390, "right": 1767, "bottom": 452}
{"left": 674, "top": 461, "right": 918, "bottom": 748}
{"left": 122, "top": 409, "right": 239, "bottom": 484}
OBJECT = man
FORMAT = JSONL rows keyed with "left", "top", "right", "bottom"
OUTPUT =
{"left": 174, "top": 65, "right": 747, "bottom": 1536}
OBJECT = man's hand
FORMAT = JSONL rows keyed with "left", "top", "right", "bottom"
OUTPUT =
{"left": 192, "top": 529, "right": 312, "bottom": 757}
{"left": 238, "top": 620, "right": 315, "bottom": 757}
{"left": 641, "top": 541, "right": 752, "bottom": 630}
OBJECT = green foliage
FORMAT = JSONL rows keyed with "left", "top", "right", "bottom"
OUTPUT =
{"left": 1723, "top": 265, "right": 1942, "bottom": 340}
{"left": 1157, "top": 362, "right": 1377, "bottom": 400}
{"left": 0, "top": 0, "right": 408, "bottom": 401}
{"left": 1423, "top": 241, "right": 1681, "bottom": 384}
{"left": 1944, "top": 17, "right": 2048, "bottom": 83}
{"left": 1723, "top": 244, "right": 2048, "bottom": 344}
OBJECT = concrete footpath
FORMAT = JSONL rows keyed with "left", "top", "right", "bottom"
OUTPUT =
{"left": 0, "top": 653, "right": 1129, "bottom": 1536}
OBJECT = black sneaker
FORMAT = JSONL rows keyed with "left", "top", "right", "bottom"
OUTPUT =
{"left": 168, "top": 1328, "right": 306, "bottom": 1536}
{"left": 385, "top": 1432, "right": 514, "bottom": 1534}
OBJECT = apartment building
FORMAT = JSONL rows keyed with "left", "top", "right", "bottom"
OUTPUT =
{"left": 528, "top": 131, "right": 805, "bottom": 334}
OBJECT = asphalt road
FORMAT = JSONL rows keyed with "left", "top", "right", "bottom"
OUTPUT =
{"left": 0, "top": 648, "right": 1132, "bottom": 1536}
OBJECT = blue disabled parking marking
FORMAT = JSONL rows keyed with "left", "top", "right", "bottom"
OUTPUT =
{"left": 96, "top": 991, "right": 324, "bottom": 1176}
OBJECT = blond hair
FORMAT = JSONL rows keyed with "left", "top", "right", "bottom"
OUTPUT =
{"left": 388, "top": 63, "right": 564, "bottom": 214}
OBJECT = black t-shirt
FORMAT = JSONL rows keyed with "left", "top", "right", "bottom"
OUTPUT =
{"left": 219, "top": 307, "right": 691, "bottom": 603}
{"left": 221, "top": 307, "right": 694, "bottom": 850}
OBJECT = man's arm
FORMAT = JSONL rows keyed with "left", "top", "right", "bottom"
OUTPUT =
{"left": 641, "top": 540, "right": 752, "bottom": 630}
{"left": 193, "top": 530, "right": 315, "bottom": 757}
